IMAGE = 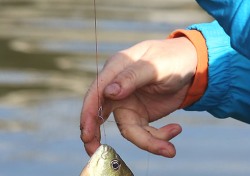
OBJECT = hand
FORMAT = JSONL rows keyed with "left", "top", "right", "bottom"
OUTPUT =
{"left": 80, "top": 37, "right": 197, "bottom": 157}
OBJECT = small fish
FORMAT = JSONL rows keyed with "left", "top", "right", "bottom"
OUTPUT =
{"left": 80, "top": 144, "right": 134, "bottom": 176}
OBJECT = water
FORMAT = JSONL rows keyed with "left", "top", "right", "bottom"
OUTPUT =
{"left": 0, "top": 0, "right": 250, "bottom": 175}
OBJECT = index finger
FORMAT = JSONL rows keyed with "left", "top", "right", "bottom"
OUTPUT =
{"left": 80, "top": 43, "right": 153, "bottom": 154}
{"left": 80, "top": 53, "right": 135, "bottom": 154}
{"left": 80, "top": 83, "right": 102, "bottom": 155}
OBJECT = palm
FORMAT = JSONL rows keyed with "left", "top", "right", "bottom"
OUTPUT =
{"left": 113, "top": 81, "right": 188, "bottom": 122}
{"left": 134, "top": 85, "right": 189, "bottom": 122}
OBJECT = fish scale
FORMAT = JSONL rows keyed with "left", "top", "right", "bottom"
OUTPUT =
{"left": 80, "top": 144, "right": 134, "bottom": 176}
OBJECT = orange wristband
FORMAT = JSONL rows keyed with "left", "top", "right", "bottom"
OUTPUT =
{"left": 168, "top": 29, "right": 208, "bottom": 108}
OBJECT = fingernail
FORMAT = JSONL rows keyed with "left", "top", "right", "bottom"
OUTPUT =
{"left": 105, "top": 83, "right": 121, "bottom": 96}
{"left": 160, "top": 149, "right": 170, "bottom": 157}
{"left": 171, "top": 129, "right": 180, "bottom": 136}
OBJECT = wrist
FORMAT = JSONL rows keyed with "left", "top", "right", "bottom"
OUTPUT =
{"left": 168, "top": 29, "right": 208, "bottom": 108}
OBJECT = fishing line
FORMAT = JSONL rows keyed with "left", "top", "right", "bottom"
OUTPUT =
{"left": 93, "top": 1, "right": 150, "bottom": 175}
{"left": 146, "top": 152, "right": 150, "bottom": 176}
{"left": 93, "top": 0, "right": 107, "bottom": 144}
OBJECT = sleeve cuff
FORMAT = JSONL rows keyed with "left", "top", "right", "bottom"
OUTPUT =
{"left": 168, "top": 29, "right": 208, "bottom": 108}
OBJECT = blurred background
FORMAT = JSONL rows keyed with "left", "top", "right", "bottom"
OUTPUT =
{"left": 0, "top": 0, "right": 250, "bottom": 175}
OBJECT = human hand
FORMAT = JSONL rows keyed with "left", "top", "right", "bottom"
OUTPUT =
{"left": 80, "top": 37, "right": 197, "bottom": 157}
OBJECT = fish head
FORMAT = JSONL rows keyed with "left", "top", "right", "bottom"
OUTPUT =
{"left": 80, "top": 144, "right": 134, "bottom": 176}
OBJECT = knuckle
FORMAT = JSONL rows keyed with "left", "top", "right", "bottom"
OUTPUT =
{"left": 80, "top": 133, "right": 85, "bottom": 142}
{"left": 120, "top": 68, "right": 137, "bottom": 85}
{"left": 119, "top": 126, "right": 130, "bottom": 138}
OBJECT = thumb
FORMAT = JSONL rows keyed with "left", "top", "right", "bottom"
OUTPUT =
{"left": 104, "top": 60, "right": 156, "bottom": 100}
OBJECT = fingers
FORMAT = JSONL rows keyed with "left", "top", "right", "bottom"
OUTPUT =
{"left": 80, "top": 53, "right": 132, "bottom": 153}
{"left": 80, "top": 96, "right": 101, "bottom": 156}
{"left": 143, "top": 124, "right": 182, "bottom": 141}
{"left": 80, "top": 42, "right": 152, "bottom": 154}
{"left": 81, "top": 39, "right": 190, "bottom": 155}
{"left": 113, "top": 101, "right": 182, "bottom": 158}
{"left": 120, "top": 123, "right": 182, "bottom": 158}
{"left": 104, "top": 60, "right": 156, "bottom": 100}
{"left": 80, "top": 84, "right": 100, "bottom": 141}
{"left": 104, "top": 38, "right": 198, "bottom": 101}
{"left": 83, "top": 129, "right": 101, "bottom": 156}
{"left": 103, "top": 40, "right": 168, "bottom": 100}
{"left": 80, "top": 91, "right": 113, "bottom": 155}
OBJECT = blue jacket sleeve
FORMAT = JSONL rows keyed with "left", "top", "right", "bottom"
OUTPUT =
{"left": 196, "top": 0, "right": 250, "bottom": 59}
{"left": 186, "top": 21, "right": 250, "bottom": 124}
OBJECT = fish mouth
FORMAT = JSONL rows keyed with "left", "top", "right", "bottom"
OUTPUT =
{"left": 80, "top": 144, "right": 134, "bottom": 176}
{"left": 88, "top": 144, "right": 114, "bottom": 162}
{"left": 99, "top": 144, "right": 114, "bottom": 159}
{"left": 101, "top": 144, "right": 113, "bottom": 152}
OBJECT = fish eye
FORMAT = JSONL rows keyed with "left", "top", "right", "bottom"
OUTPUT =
{"left": 110, "top": 159, "right": 121, "bottom": 171}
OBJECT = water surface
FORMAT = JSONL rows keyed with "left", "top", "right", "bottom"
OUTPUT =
{"left": 0, "top": 0, "right": 250, "bottom": 175}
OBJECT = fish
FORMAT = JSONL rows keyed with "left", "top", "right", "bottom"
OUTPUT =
{"left": 80, "top": 144, "right": 134, "bottom": 176}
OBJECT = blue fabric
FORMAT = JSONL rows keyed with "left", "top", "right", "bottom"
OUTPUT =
{"left": 196, "top": 0, "right": 250, "bottom": 59}
{"left": 186, "top": 21, "right": 250, "bottom": 123}
{"left": 184, "top": 0, "right": 250, "bottom": 123}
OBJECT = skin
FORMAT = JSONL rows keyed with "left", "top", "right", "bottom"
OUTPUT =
{"left": 80, "top": 37, "right": 197, "bottom": 157}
